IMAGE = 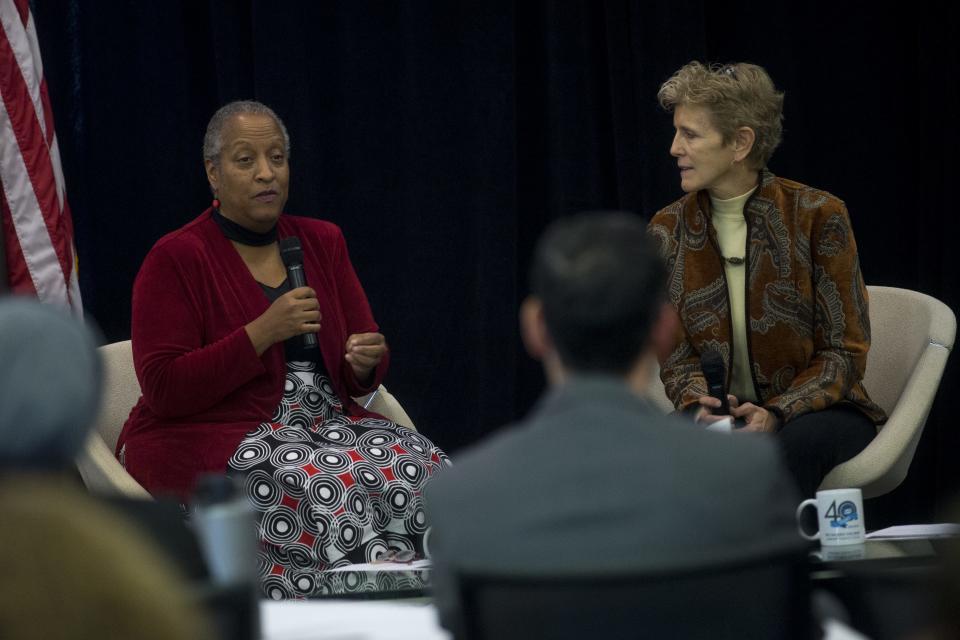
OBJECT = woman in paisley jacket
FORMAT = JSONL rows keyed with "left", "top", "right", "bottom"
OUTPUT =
{"left": 648, "top": 61, "right": 885, "bottom": 496}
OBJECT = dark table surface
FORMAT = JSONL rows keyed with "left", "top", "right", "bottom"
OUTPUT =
{"left": 809, "top": 537, "right": 955, "bottom": 640}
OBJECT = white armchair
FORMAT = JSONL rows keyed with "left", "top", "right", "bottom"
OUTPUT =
{"left": 76, "top": 340, "right": 417, "bottom": 498}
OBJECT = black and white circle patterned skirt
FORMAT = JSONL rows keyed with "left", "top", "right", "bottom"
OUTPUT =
{"left": 226, "top": 360, "right": 449, "bottom": 599}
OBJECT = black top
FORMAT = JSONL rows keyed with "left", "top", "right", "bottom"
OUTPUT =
{"left": 212, "top": 207, "right": 277, "bottom": 246}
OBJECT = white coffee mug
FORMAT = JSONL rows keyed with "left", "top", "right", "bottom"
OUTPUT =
{"left": 796, "top": 488, "right": 865, "bottom": 546}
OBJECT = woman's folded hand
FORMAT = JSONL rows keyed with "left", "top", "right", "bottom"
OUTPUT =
{"left": 245, "top": 286, "right": 322, "bottom": 355}
{"left": 345, "top": 332, "right": 388, "bottom": 385}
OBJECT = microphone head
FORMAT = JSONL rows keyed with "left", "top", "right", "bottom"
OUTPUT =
{"left": 279, "top": 236, "right": 303, "bottom": 267}
{"left": 700, "top": 349, "right": 725, "bottom": 384}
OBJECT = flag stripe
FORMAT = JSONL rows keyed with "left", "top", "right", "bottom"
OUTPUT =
{"left": 0, "top": 97, "right": 69, "bottom": 305}
{"left": 0, "top": 186, "right": 36, "bottom": 295}
{"left": 11, "top": 0, "right": 25, "bottom": 29}
{"left": 0, "top": 3, "right": 45, "bottom": 141}
{"left": 22, "top": 6, "right": 74, "bottom": 281}
{"left": 31, "top": 20, "right": 70, "bottom": 246}
{"left": 0, "top": 0, "right": 80, "bottom": 313}
{"left": 2, "top": 3, "right": 66, "bottom": 216}
{"left": 0, "top": 26, "right": 72, "bottom": 284}
{"left": 27, "top": 15, "right": 62, "bottom": 162}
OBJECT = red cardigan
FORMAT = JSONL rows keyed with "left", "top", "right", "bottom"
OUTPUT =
{"left": 116, "top": 210, "right": 388, "bottom": 499}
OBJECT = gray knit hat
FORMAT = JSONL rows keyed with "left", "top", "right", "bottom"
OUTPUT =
{"left": 0, "top": 298, "right": 102, "bottom": 468}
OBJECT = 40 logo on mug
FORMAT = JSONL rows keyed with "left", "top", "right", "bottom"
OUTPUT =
{"left": 825, "top": 500, "right": 860, "bottom": 529}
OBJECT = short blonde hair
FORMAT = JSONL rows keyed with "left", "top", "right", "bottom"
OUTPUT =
{"left": 658, "top": 61, "right": 784, "bottom": 169}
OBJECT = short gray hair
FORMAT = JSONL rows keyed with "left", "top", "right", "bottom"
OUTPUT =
{"left": 202, "top": 100, "right": 291, "bottom": 166}
{"left": 0, "top": 298, "right": 102, "bottom": 469}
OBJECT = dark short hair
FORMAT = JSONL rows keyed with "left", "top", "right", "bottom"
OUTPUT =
{"left": 530, "top": 211, "right": 667, "bottom": 374}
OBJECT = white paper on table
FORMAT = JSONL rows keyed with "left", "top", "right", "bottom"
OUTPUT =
{"left": 822, "top": 618, "right": 871, "bottom": 640}
{"left": 705, "top": 417, "right": 733, "bottom": 433}
{"left": 326, "top": 559, "right": 432, "bottom": 572}
{"left": 261, "top": 600, "right": 451, "bottom": 640}
{"left": 865, "top": 523, "right": 960, "bottom": 539}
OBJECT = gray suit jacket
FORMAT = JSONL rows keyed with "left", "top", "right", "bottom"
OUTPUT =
{"left": 425, "top": 374, "right": 804, "bottom": 627}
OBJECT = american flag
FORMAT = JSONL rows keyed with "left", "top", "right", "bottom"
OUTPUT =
{"left": 0, "top": 0, "right": 82, "bottom": 314}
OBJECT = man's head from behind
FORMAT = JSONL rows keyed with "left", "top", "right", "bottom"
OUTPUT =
{"left": 521, "top": 211, "right": 673, "bottom": 384}
{"left": 0, "top": 298, "right": 102, "bottom": 470}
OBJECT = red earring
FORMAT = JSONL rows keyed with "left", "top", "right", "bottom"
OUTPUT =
{"left": 212, "top": 197, "right": 221, "bottom": 209}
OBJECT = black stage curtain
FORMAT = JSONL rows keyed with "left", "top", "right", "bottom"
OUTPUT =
{"left": 32, "top": 1, "right": 959, "bottom": 526}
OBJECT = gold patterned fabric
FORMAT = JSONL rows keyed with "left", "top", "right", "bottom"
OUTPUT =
{"left": 648, "top": 170, "right": 886, "bottom": 426}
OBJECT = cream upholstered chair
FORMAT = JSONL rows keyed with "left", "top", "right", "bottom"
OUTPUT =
{"left": 76, "top": 341, "right": 151, "bottom": 498}
{"left": 356, "top": 384, "right": 417, "bottom": 431}
{"left": 643, "top": 286, "right": 955, "bottom": 499}
{"left": 76, "top": 340, "right": 416, "bottom": 498}
{"left": 819, "top": 286, "right": 955, "bottom": 497}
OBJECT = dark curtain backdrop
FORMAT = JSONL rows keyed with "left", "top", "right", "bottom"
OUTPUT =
{"left": 31, "top": 1, "right": 959, "bottom": 526}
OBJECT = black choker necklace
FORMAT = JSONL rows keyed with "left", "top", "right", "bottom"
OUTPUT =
{"left": 212, "top": 208, "right": 277, "bottom": 246}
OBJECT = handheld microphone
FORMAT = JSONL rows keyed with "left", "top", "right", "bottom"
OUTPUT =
{"left": 700, "top": 350, "right": 730, "bottom": 415}
{"left": 278, "top": 236, "right": 318, "bottom": 350}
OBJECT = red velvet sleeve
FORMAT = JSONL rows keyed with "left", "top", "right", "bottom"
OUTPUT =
{"left": 330, "top": 227, "right": 390, "bottom": 397}
{"left": 131, "top": 243, "right": 267, "bottom": 418}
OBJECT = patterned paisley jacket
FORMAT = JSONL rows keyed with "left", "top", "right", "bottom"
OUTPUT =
{"left": 648, "top": 170, "right": 886, "bottom": 426}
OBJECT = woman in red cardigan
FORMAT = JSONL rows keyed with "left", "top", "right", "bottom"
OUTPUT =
{"left": 117, "top": 101, "right": 448, "bottom": 598}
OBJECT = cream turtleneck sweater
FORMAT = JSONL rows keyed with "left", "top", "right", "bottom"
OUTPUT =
{"left": 709, "top": 186, "right": 758, "bottom": 403}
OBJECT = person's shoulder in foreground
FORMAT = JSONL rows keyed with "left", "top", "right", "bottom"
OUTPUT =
{"left": 0, "top": 476, "right": 211, "bottom": 640}
{"left": 427, "top": 373, "right": 801, "bottom": 575}
{"left": 0, "top": 299, "right": 211, "bottom": 639}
